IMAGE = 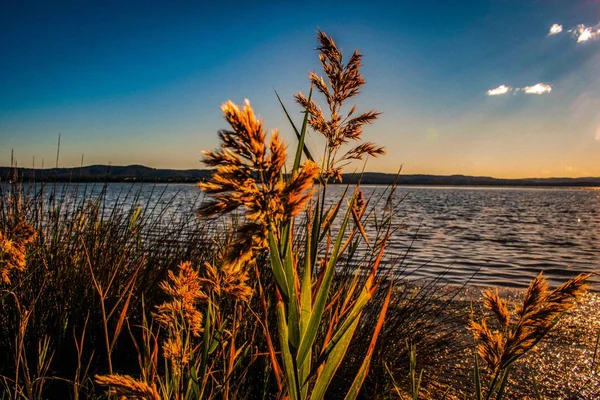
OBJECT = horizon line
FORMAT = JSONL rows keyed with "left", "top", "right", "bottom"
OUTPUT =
{"left": 1, "top": 163, "right": 599, "bottom": 181}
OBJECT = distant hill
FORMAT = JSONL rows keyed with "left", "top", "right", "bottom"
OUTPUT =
{"left": 1, "top": 165, "right": 599, "bottom": 186}
{"left": 0, "top": 165, "right": 212, "bottom": 183}
{"left": 343, "top": 173, "right": 600, "bottom": 187}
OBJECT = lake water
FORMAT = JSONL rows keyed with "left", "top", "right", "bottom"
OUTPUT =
{"left": 12, "top": 183, "right": 600, "bottom": 289}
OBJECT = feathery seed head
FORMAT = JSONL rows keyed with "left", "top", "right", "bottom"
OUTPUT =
{"left": 483, "top": 289, "right": 511, "bottom": 328}
{"left": 352, "top": 190, "right": 367, "bottom": 219}
{"left": 470, "top": 318, "right": 503, "bottom": 371}
{"left": 155, "top": 261, "right": 207, "bottom": 337}
{"left": 343, "top": 142, "right": 386, "bottom": 161}
{"left": 163, "top": 336, "right": 190, "bottom": 376}
{"left": 321, "top": 167, "right": 343, "bottom": 183}
{"left": 12, "top": 221, "right": 36, "bottom": 245}
{"left": 296, "top": 30, "right": 384, "bottom": 180}
{"left": 95, "top": 374, "right": 160, "bottom": 400}
{"left": 198, "top": 100, "right": 317, "bottom": 270}
{"left": 472, "top": 272, "right": 589, "bottom": 372}
{"left": 282, "top": 160, "right": 320, "bottom": 218}
{"left": 0, "top": 221, "right": 37, "bottom": 284}
{"left": 516, "top": 272, "right": 549, "bottom": 319}
{"left": 202, "top": 261, "right": 253, "bottom": 303}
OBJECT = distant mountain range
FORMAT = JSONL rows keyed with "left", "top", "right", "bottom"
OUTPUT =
{"left": 1, "top": 165, "right": 600, "bottom": 186}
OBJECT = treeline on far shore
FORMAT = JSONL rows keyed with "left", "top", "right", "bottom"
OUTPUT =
{"left": 1, "top": 165, "right": 600, "bottom": 186}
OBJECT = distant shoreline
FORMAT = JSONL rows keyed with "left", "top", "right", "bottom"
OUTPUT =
{"left": 1, "top": 165, "right": 599, "bottom": 187}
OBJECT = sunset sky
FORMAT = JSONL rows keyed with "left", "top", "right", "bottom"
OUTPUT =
{"left": 1, "top": 0, "right": 599, "bottom": 178}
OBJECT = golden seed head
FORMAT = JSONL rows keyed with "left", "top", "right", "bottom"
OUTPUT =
{"left": 295, "top": 30, "right": 384, "bottom": 180}
{"left": 163, "top": 336, "right": 190, "bottom": 376}
{"left": 352, "top": 190, "right": 368, "bottom": 219}
{"left": 343, "top": 142, "right": 386, "bottom": 161}
{"left": 198, "top": 100, "right": 318, "bottom": 270}
{"left": 483, "top": 289, "right": 511, "bottom": 328}
{"left": 202, "top": 261, "right": 253, "bottom": 303}
{"left": 155, "top": 261, "right": 207, "bottom": 337}
{"left": 470, "top": 318, "right": 503, "bottom": 371}
{"left": 282, "top": 160, "right": 320, "bottom": 218}
{"left": 471, "top": 272, "right": 590, "bottom": 372}
{"left": 95, "top": 374, "right": 160, "bottom": 400}
{"left": 0, "top": 220, "right": 37, "bottom": 284}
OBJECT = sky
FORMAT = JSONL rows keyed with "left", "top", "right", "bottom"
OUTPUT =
{"left": 1, "top": 0, "right": 599, "bottom": 178}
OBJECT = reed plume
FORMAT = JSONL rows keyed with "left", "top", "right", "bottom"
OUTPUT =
{"left": 203, "top": 261, "right": 253, "bottom": 303}
{"left": 153, "top": 259, "right": 252, "bottom": 381}
{"left": 294, "top": 29, "right": 384, "bottom": 182}
{"left": 95, "top": 374, "right": 160, "bottom": 400}
{"left": 472, "top": 272, "right": 589, "bottom": 372}
{"left": 471, "top": 272, "right": 590, "bottom": 398}
{"left": 155, "top": 261, "right": 207, "bottom": 337}
{"left": 162, "top": 335, "right": 189, "bottom": 378}
{"left": 198, "top": 100, "right": 319, "bottom": 270}
{"left": 0, "top": 220, "right": 36, "bottom": 284}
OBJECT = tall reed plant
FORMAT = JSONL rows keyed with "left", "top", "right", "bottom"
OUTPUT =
{"left": 194, "top": 30, "right": 392, "bottom": 400}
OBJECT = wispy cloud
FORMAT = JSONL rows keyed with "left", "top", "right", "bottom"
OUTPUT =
{"left": 487, "top": 85, "right": 511, "bottom": 96}
{"left": 523, "top": 83, "right": 552, "bottom": 95}
{"left": 548, "top": 24, "right": 563, "bottom": 35}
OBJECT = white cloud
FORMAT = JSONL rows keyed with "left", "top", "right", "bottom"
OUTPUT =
{"left": 548, "top": 24, "right": 563, "bottom": 35}
{"left": 578, "top": 28, "right": 594, "bottom": 42}
{"left": 487, "top": 85, "right": 511, "bottom": 96}
{"left": 568, "top": 23, "right": 600, "bottom": 42}
{"left": 548, "top": 22, "right": 600, "bottom": 42}
{"left": 523, "top": 83, "right": 552, "bottom": 95}
{"left": 486, "top": 83, "right": 553, "bottom": 96}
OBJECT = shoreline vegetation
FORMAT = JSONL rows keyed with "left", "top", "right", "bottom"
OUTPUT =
{"left": 2, "top": 165, "right": 600, "bottom": 186}
{"left": 1, "top": 30, "right": 597, "bottom": 399}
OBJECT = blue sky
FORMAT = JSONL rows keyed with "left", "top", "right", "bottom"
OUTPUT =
{"left": 1, "top": 0, "right": 599, "bottom": 177}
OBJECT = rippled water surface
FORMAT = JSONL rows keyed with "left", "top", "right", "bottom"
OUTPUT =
{"left": 366, "top": 185, "right": 600, "bottom": 288}
{"left": 18, "top": 183, "right": 600, "bottom": 289}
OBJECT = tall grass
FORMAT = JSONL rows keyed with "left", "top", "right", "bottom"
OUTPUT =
{"left": 0, "top": 181, "right": 220, "bottom": 398}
